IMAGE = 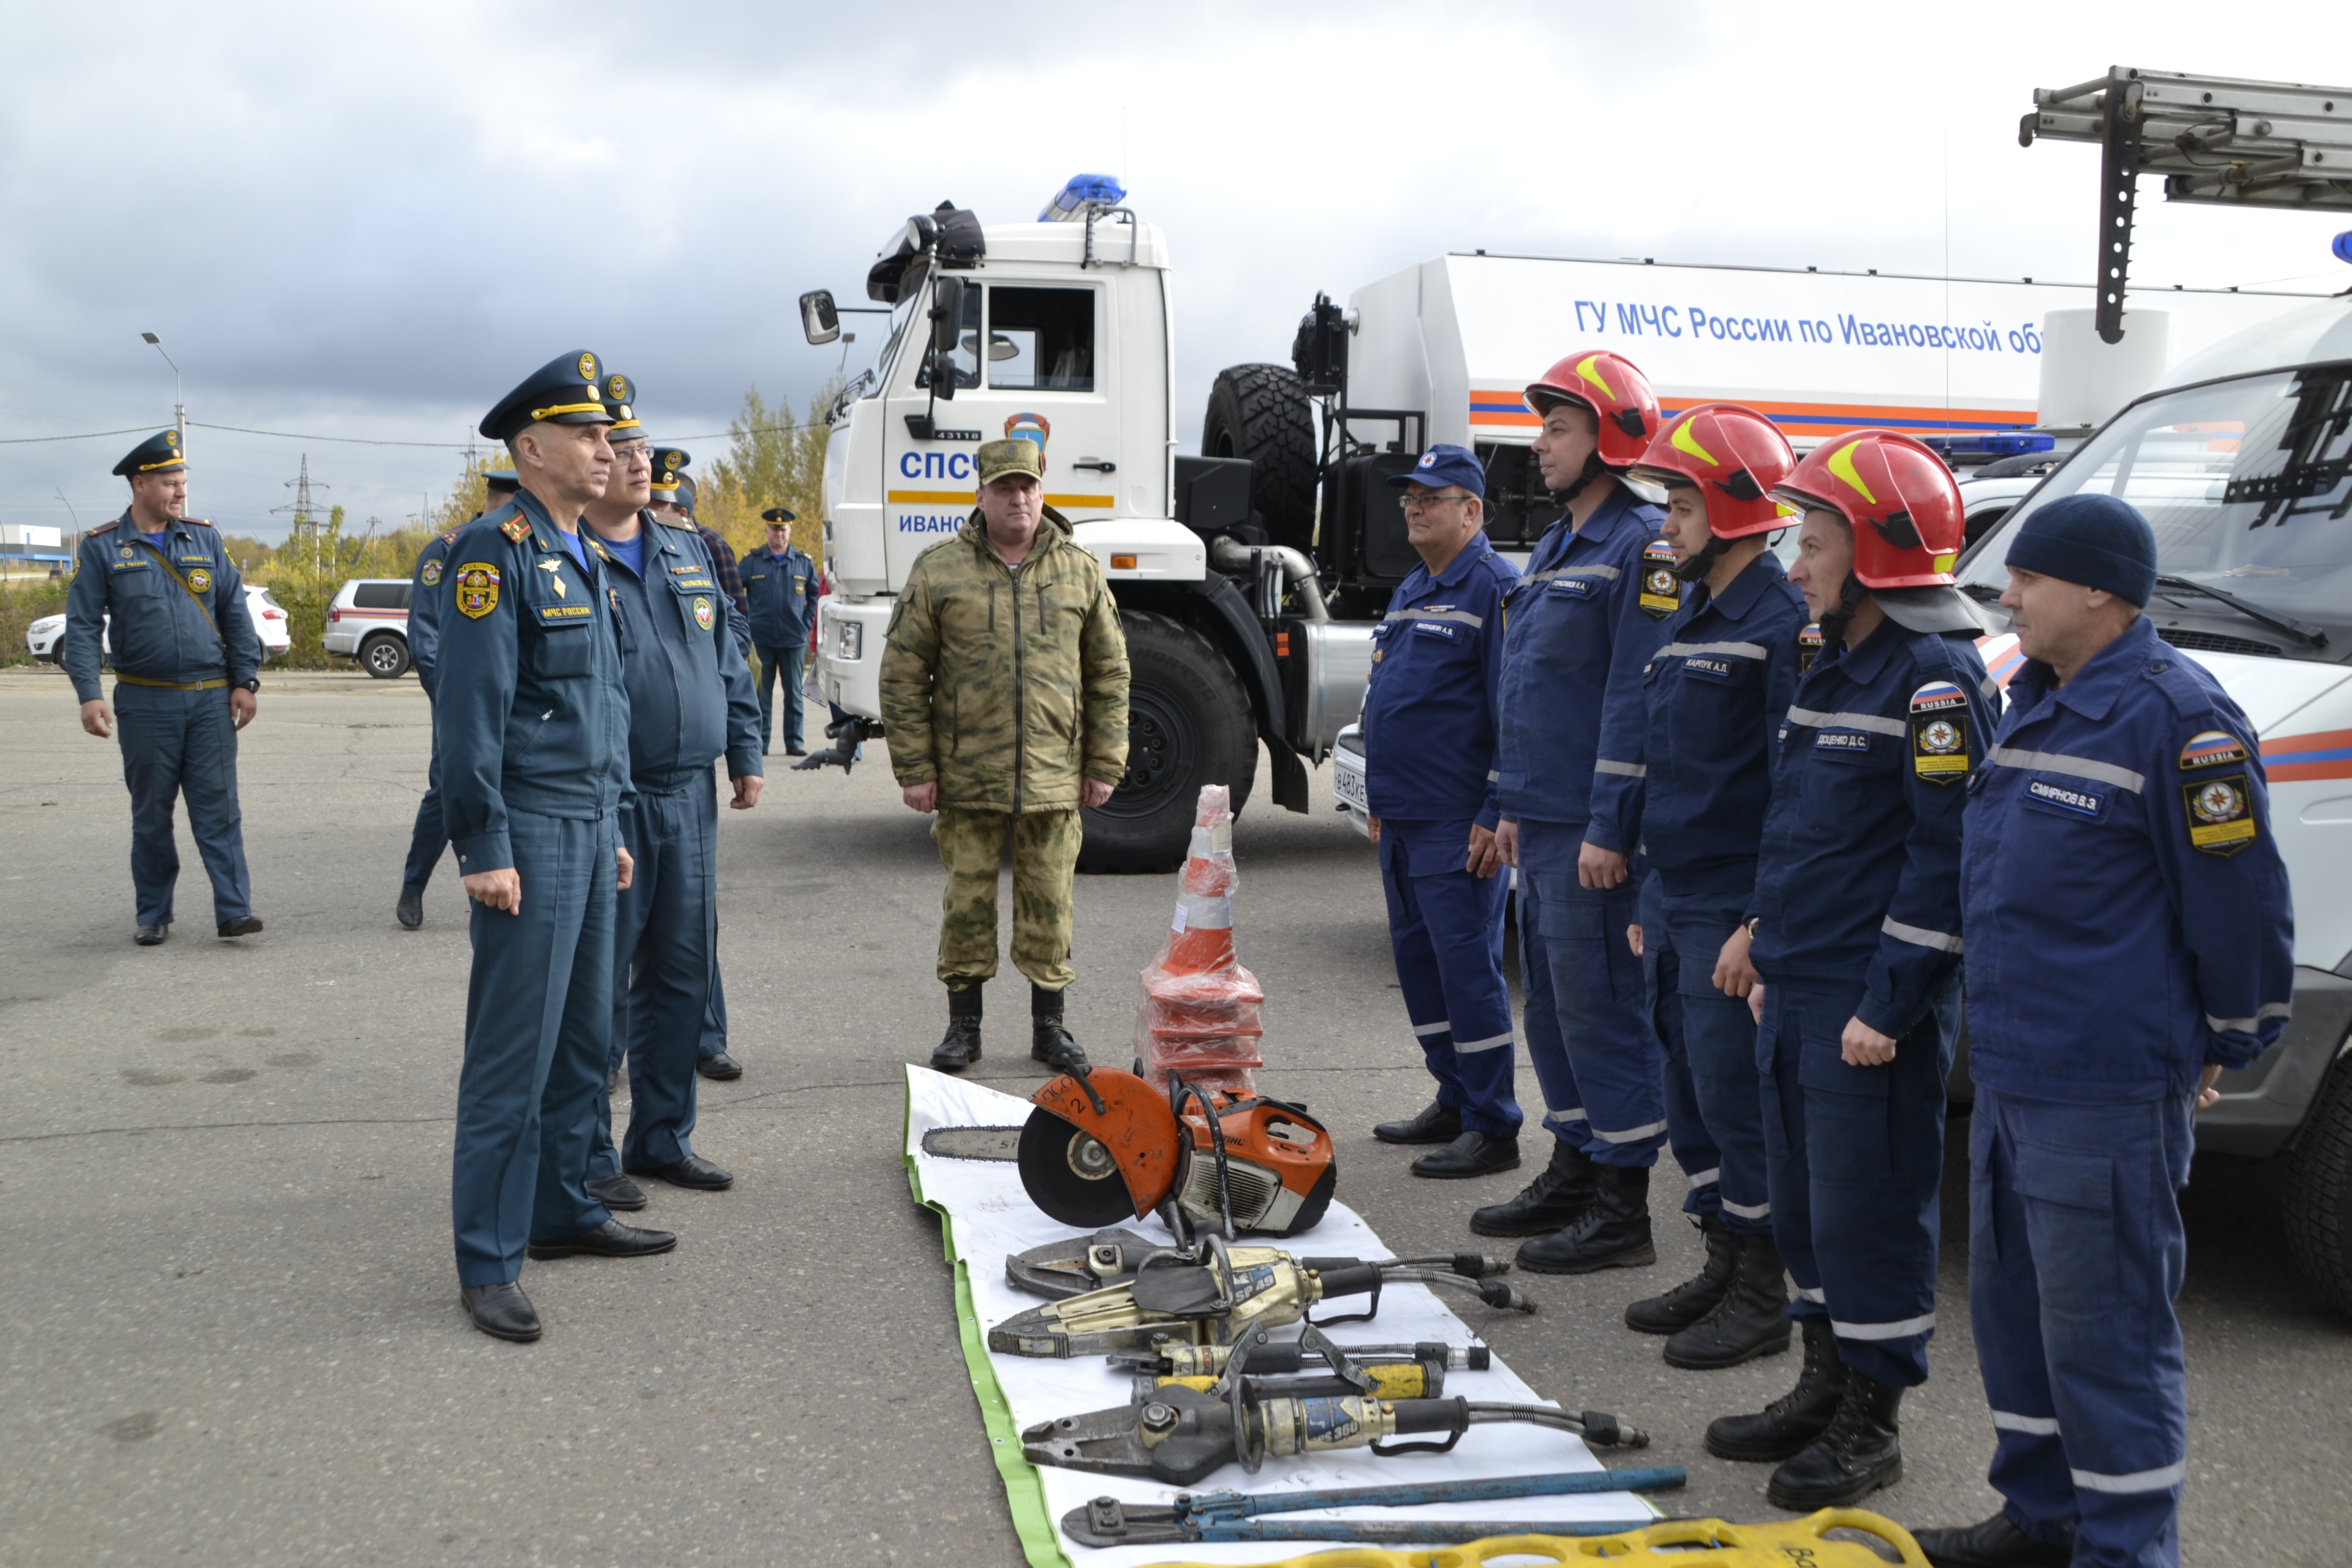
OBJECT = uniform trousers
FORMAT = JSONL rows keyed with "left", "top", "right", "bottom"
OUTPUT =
{"left": 698, "top": 765, "right": 729, "bottom": 1062}
{"left": 1968, "top": 1086, "right": 2193, "bottom": 1568}
{"left": 403, "top": 712, "right": 449, "bottom": 897}
{"left": 934, "top": 807, "right": 1081, "bottom": 990}
{"left": 589, "top": 780, "right": 717, "bottom": 1177}
{"left": 754, "top": 642, "right": 806, "bottom": 752}
{"left": 1646, "top": 867, "right": 1774, "bottom": 1234}
{"left": 1756, "top": 974, "right": 1957, "bottom": 1388}
{"left": 1517, "top": 819, "right": 1662, "bottom": 1165}
{"left": 1378, "top": 819, "right": 1520, "bottom": 1137}
{"left": 451, "top": 807, "right": 615, "bottom": 1285}
{"left": 114, "top": 682, "right": 253, "bottom": 927}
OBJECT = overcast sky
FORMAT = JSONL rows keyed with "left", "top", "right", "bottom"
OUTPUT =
{"left": 3, "top": 1, "right": 2346, "bottom": 542}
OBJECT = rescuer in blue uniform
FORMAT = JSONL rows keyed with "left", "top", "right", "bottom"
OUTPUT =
{"left": 1915, "top": 495, "right": 2293, "bottom": 1568}
{"left": 398, "top": 468, "right": 521, "bottom": 929}
{"left": 1469, "top": 350, "right": 1677, "bottom": 1273}
{"left": 1703, "top": 429, "right": 1997, "bottom": 1512}
{"left": 437, "top": 352, "right": 675, "bottom": 1345}
{"left": 742, "top": 504, "right": 820, "bottom": 755}
{"left": 64, "top": 430, "right": 265, "bottom": 946}
{"left": 578, "top": 391, "right": 765, "bottom": 1209}
{"left": 1614, "top": 404, "right": 1810, "bottom": 1366}
{"left": 1361, "top": 445, "right": 1524, "bottom": 1178}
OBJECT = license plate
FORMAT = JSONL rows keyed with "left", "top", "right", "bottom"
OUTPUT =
{"left": 1332, "top": 757, "right": 1368, "bottom": 812}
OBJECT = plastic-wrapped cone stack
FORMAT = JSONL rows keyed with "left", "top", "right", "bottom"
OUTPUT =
{"left": 1133, "top": 785, "right": 1265, "bottom": 1095}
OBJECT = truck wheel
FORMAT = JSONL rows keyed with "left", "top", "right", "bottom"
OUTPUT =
{"left": 360, "top": 633, "right": 410, "bottom": 680}
{"left": 1204, "top": 363, "right": 1318, "bottom": 554}
{"left": 1079, "top": 610, "right": 1257, "bottom": 874}
{"left": 2285, "top": 1047, "right": 2352, "bottom": 1317}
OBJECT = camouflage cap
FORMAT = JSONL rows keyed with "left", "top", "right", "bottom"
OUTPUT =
{"left": 976, "top": 438, "right": 1044, "bottom": 486}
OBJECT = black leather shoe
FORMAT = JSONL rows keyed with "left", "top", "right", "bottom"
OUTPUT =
{"left": 134, "top": 924, "right": 168, "bottom": 947}
{"left": 1032, "top": 1019, "right": 1089, "bottom": 1072}
{"left": 785, "top": 746, "right": 808, "bottom": 756}
{"left": 1374, "top": 1100, "right": 1462, "bottom": 1146}
{"left": 396, "top": 891, "right": 423, "bottom": 929}
{"left": 1410, "top": 1130, "right": 1521, "bottom": 1179}
{"left": 1517, "top": 1163, "right": 1656, "bottom": 1273}
{"left": 625, "top": 1154, "right": 734, "bottom": 1191}
{"left": 1767, "top": 1369, "right": 1904, "bottom": 1510}
{"left": 586, "top": 1173, "right": 648, "bottom": 1211}
{"left": 1913, "top": 1512, "right": 2074, "bottom": 1568}
{"left": 460, "top": 1281, "right": 542, "bottom": 1341}
{"left": 1472, "top": 1138, "right": 1599, "bottom": 1236}
{"left": 932, "top": 1019, "right": 983, "bottom": 1071}
{"left": 696, "top": 1051, "right": 743, "bottom": 1081}
{"left": 217, "top": 915, "right": 263, "bottom": 939}
{"left": 526, "top": 1218, "right": 679, "bottom": 1260}
{"left": 1663, "top": 1230, "right": 1792, "bottom": 1368}
{"left": 1627, "top": 1214, "right": 1738, "bottom": 1333}
{"left": 1708, "top": 1317, "right": 1846, "bottom": 1461}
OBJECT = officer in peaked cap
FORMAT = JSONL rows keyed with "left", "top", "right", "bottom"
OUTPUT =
{"left": 397, "top": 467, "right": 525, "bottom": 929}
{"left": 743, "top": 504, "right": 819, "bottom": 755}
{"left": 436, "top": 351, "right": 674, "bottom": 1345}
{"left": 647, "top": 447, "right": 691, "bottom": 517}
{"left": 65, "top": 430, "right": 266, "bottom": 945}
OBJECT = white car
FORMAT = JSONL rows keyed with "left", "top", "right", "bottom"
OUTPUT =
{"left": 27, "top": 584, "right": 291, "bottom": 664}
{"left": 321, "top": 578, "right": 414, "bottom": 678}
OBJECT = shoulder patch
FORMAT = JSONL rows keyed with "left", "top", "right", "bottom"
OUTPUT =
{"left": 1910, "top": 680, "right": 1970, "bottom": 783}
{"left": 1638, "top": 538, "right": 1680, "bottom": 619}
{"left": 500, "top": 516, "right": 532, "bottom": 543}
{"left": 2184, "top": 773, "right": 2258, "bottom": 855}
{"left": 454, "top": 562, "right": 502, "bottom": 619}
{"left": 1797, "top": 622, "right": 1823, "bottom": 670}
{"left": 2179, "top": 729, "right": 2249, "bottom": 770}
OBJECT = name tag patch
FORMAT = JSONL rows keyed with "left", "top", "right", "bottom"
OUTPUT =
{"left": 2184, "top": 772, "right": 2258, "bottom": 855}
{"left": 538, "top": 603, "right": 594, "bottom": 622}
{"left": 1909, "top": 680, "right": 1970, "bottom": 783}
{"left": 1683, "top": 656, "right": 1733, "bottom": 680}
{"left": 1638, "top": 540, "right": 1680, "bottom": 618}
{"left": 2025, "top": 777, "right": 2104, "bottom": 818}
{"left": 1816, "top": 731, "right": 1871, "bottom": 753}
{"left": 1410, "top": 620, "right": 1458, "bottom": 641}
{"left": 1548, "top": 576, "right": 1598, "bottom": 598}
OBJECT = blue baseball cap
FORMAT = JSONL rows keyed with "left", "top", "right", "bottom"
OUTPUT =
{"left": 1387, "top": 443, "right": 1486, "bottom": 499}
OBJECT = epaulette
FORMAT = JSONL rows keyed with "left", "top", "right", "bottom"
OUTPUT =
{"left": 90, "top": 521, "right": 118, "bottom": 535}
{"left": 438, "top": 529, "right": 460, "bottom": 546}
{"left": 2146, "top": 654, "right": 2226, "bottom": 720}
{"left": 500, "top": 516, "right": 533, "bottom": 544}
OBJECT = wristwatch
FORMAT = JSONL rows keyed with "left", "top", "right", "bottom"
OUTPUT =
{"left": 1744, "top": 916, "right": 1762, "bottom": 939}
{"left": 240, "top": 677, "right": 260, "bottom": 693}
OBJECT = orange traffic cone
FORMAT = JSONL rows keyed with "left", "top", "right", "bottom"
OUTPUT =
{"left": 1134, "top": 785, "right": 1265, "bottom": 1094}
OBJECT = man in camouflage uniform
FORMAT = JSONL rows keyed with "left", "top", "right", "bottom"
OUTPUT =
{"left": 881, "top": 438, "right": 1130, "bottom": 1072}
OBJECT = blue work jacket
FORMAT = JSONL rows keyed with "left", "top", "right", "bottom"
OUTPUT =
{"left": 63, "top": 513, "right": 261, "bottom": 702}
{"left": 1361, "top": 535, "right": 1519, "bottom": 830}
{"left": 433, "top": 491, "right": 633, "bottom": 875}
{"left": 1628, "top": 551, "right": 1811, "bottom": 879}
{"left": 598, "top": 514, "right": 766, "bottom": 794}
{"left": 1494, "top": 484, "right": 1676, "bottom": 843}
{"left": 1961, "top": 615, "right": 2293, "bottom": 1102}
{"left": 1750, "top": 615, "right": 1996, "bottom": 1037}
{"left": 742, "top": 543, "right": 818, "bottom": 648}
{"left": 408, "top": 525, "right": 463, "bottom": 698}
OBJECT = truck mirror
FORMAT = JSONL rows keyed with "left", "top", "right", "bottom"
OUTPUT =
{"left": 799, "top": 290, "right": 841, "bottom": 346}
{"left": 931, "top": 275, "right": 966, "bottom": 354}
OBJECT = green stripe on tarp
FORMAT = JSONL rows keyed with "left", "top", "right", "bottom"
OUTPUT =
{"left": 904, "top": 1079, "right": 1073, "bottom": 1568}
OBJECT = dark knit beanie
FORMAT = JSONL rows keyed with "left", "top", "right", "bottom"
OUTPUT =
{"left": 2004, "top": 492, "right": 2158, "bottom": 607}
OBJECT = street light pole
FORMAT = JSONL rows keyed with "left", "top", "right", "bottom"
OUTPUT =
{"left": 139, "top": 332, "right": 183, "bottom": 444}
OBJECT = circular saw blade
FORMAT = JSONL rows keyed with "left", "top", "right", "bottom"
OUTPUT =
{"left": 1018, "top": 1104, "right": 1142, "bottom": 1228}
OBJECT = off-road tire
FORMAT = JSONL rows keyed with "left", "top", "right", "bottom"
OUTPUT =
{"left": 1203, "top": 363, "right": 1318, "bottom": 554}
{"left": 359, "top": 633, "right": 410, "bottom": 679}
{"left": 2284, "top": 1047, "right": 2352, "bottom": 1317}
{"left": 1078, "top": 610, "right": 1256, "bottom": 874}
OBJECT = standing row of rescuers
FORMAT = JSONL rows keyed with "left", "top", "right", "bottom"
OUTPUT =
{"left": 1351, "top": 348, "right": 2291, "bottom": 1568}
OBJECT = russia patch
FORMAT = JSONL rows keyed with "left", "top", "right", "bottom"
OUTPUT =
{"left": 1910, "top": 681, "right": 1970, "bottom": 781}
{"left": 1638, "top": 539, "right": 1680, "bottom": 618}
{"left": 1797, "top": 622, "right": 1824, "bottom": 670}
{"left": 2179, "top": 730, "right": 2249, "bottom": 770}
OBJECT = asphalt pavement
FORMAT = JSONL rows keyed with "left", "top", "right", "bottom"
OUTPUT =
{"left": 2, "top": 667, "right": 2346, "bottom": 1565}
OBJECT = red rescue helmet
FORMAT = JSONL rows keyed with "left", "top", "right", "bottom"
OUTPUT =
{"left": 1523, "top": 350, "right": 1660, "bottom": 468}
{"left": 1772, "top": 429, "right": 1965, "bottom": 589}
{"left": 1629, "top": 403, "right": 1797, "bottom": 540}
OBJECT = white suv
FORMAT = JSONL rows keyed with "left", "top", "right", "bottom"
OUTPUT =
{"left": 28, "top": 584, "right": 292, "bottom": 664}
{"left": 322, "top": 578, "right": 414, "bottom": 678}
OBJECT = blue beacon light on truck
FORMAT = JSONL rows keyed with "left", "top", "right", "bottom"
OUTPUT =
{"left": 1040, "top": 174, "right": 1127, "bottom": 222}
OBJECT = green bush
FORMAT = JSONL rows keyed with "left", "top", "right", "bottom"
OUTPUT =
{"left": 0, "top": 578, "right": 70, "bottom": 667}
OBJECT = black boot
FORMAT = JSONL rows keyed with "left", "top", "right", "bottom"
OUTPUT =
{"left": 1373, "top": 1100, "right": 1462, "bottom": 1145}
{"left": 1624, "top": 1214, "right": 1737, "bottom": 1333}
{"left": 1471, "top": 1139, "right": 1599, "bottom": 1237}
{"left": 1705, "top": 1316, "right": 1845, "bottom": 1461}
{"left": 1767, "top": 1368, "right": 1904, "bottom": 1510}
{"left": 1912, "top": 1512, "right": 2073, "bottom": 1568}
{"left": 1516, "top": 1162, "right": 1655, "bottom": 1273}
{"left": 1663, "top": 1230, "right": 1793, "bottom": 1368}
{"left": 932, "top": 986, "right": 982, "bottom": 1072}
{"left": 1030, "top": 984, "right": 1088, "bottom": 1072}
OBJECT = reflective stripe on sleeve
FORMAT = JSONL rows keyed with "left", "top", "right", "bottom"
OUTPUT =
{"left": 2205, "top": 1002, "right": 2293, "bottom": 1034}
{"left": 2070, "top": 1462, "right": 2186, "bottom": 1494}
{"left": 1993, "top": 1411, "right": 2061, "bottom": 1436}
{"left": 1384, "top": 607, "right": 1486, "bottom": 628}
{"left": 1832, "top": 1311, "right": 1936, "bottom": 1339}
{"left": 1523, "top": 565, "right": 1622, "bottom": 584}
{"left": 1785, "top": 706, "right": 1907, "bottom": 737}
{"left": 1987, "top": 746, "right": 2146, "bottom": 793}
{"left": 1594, "top": 760, "right": 1648, "bottom": 778}
{"left": 1455, "top": 1032, "right": 1512, "bottom": 1055}
{"left": 1882, "top": 916, "right": 1963, "bottom": 954}
{"left": 1412, "top": 1019, "right": 1452, "bottom": 1038}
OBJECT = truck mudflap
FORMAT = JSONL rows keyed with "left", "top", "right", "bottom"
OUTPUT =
{"left": 2199, "top": 967, "right": 2352, "bottom": 1160}
{"left": 1187, "top": 575, "right": 1309, "bottom": 815}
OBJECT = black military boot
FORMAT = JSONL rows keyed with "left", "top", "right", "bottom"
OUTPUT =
{"left": 1705, "top": 1316, "right": 1845, "bottom": 1461}
{"left": 1031, "top": 983, "right": 1088, "bottom": 1072}
{"left": 1516, "top": 1162, "right": 1655, "bottom": 1274}
{"left": 1766, "top": 1368, "right": 1904, "bottom": 1510}
{"left": 1663, "top": 1230, "right": 1793, "bottom": 1368}
{"left": 1625, "top": 1214, "right": 1737, "bottom": 1334}
{"left": 1470, "top": 1138, "right": 1599, "bottom": 1237}
{"left": 1912, "top": 1513, "right": 2074, "bottom": 1567}
{"left": 931, "top": 986, "right": 982, "bottom": 1072}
